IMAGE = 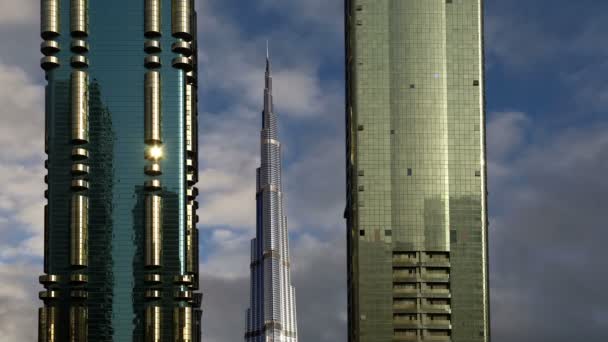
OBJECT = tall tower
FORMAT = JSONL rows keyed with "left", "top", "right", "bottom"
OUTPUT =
{"left": 38, "top": 0, "right": 202, "bottom": 340}
{"left": 345, "top": 1, "right": 490, "bottom": 342}
{"left": 245, "top": 52, "right": 298, "bottom": 342}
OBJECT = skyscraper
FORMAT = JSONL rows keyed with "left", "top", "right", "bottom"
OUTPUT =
{"left": 245, "top": 52, "right": 298, "bottom": 342}
{"left": 38, "top": 0, "right": 201, "bottom": 340}
{"left": 344, "top": 1, "right": 490, "bottom": 341}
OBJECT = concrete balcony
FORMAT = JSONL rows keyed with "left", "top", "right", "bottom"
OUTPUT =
{"left": 394, "top": 320, "right": 421, "bottom": 329}
{"left": 393, "top": 306, "right": 419, "bottom": 314}
{"left": 421, "top": 335, "right": 451, "bottom": 342}
{"left": 420, "top": 305, "right": 451, "bottom": 314}
{"left": 423, "top": 320, "right": 452, "bottom": 329}
{"left": 421, "top": 273, "right": 449, "bottom": 282}
{"left": 394, "top": 291, "right": 419, "bottom": 299}
{"left": 420, "top": 290, "right": 451, "bottom": 299}
{"left": 393, "top": 259, "right": 418, "bottom": 267}
{"left": 420, "top": 260, "right": 450, "bottom": 267}
{"left": 393, "top": 274, "right": 420, "bottom": 282}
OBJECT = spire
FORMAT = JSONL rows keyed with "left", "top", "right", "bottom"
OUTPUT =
{"left": 265, "top": 39, "right": 271, "bottom": 73}
{"left": 263, "top": 43, "right": 273, "bottom": 128}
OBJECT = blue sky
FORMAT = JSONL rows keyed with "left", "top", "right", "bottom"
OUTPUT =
{"left": 1, "top": 0, "right": 607, "bottom": 341}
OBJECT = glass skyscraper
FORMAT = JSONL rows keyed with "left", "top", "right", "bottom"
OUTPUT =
{"left": 244, "top": 53, "right": 298, "bottom": 342}
{"left": 38, "top": 0, "right": 201, "bottom": 340}
{"left": 344, "top": 1, "right": 490, "bottom": 341}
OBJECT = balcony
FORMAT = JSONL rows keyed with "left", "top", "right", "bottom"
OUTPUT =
{"left": 39, "top": 274, "right": 59, "bottom": 285}
{"left": 145, "top": 290, "right": 162, "bottom": 299}
{"left": 174, "top": 290, "right": 193, "bottom": 301}
{"left": 145, "top": 179, "right": 162, "bottom": 191}
{"left": 144, "top": 40, "right": 161, "bottom": 54}
{"left": 41, "top": 40, "right": 60, "bottom": 55}
{"left": 145, "top": 274, "right": 162, "bottom": 284}
{"left": 145, "top": 163, "right": 162, "bottom": 176}
{"left": 420, "top": 305, "right": 451, "bottom": 314}
{"left": 172, "top": 40, "right": 192, "bottom": 56}
{"left": 423, "top": 320, "right": 452, "bottom": 329}
{"left": 393, "top": 336, "right": 418, "bottom": 342}
{"left": 70, "top": 290, "right": 88, "bottom": 299}
{"left": 71, "top": 164, "right": 89, "bottom": 176}
{"left": 393, "top": 273, "right": 420, "bottom": 282}
{"left": 70, "top": 55, "right": 89, "bottom": 68}
{"left": 421, "top": 272, "right": 449, "bottom": 283}
{"left": 393, "top": 259, "right": 418, "bottom": 267}
{"left": 71, "top": 179, "right": 89, "bottom": 191}
{"left": 71, "top": 147, "right": 89, "bottom": 160}
{"left": 40, "top": 56, "right": 59, "bottom": 70}
{"left": 172, "top": 57, "right": 193, "bottom": 71}
{"left": 70, "top": 274, "right": 88, "bottom": 284}
{"left": 71, "top": 40, "right": 89, "bottom": 53}
{"left": 393, "top": 320, "right": 421, "bottom": 329}
{"left": 39, "top": 290, "right": 58, "bottom": 300}
{"left": 144, "top": 56, "right": 161, "bottom": 69}
{"left": 393, "top": 289, "right": 419, "bottom": 298}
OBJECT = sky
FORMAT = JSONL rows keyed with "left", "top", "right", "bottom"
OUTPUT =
{"left": 0, "top": 0, "right": 607, "bottom": 341}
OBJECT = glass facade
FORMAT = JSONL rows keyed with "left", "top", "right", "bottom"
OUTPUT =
{"left": 344, "top": 1, "right": 490, "bottom": 341}
{"left": 38, "top": 1, "right": 202, "bottom": 340}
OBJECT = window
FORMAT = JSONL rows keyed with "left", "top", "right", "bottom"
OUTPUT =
{"left": 385, "top": 230, "right": 392, "bottom": 236}
{"left": 473, "top": 80, "right": 480, "bottom": 86}
{"left": 450, "top": 230, "right": 457, "bottom": 243}
{"left": 410, "top": 84, "right": 415, "bottom": 89}
{"left": 357, "top": 124, "right": 364, "bottom": 131}
{"left": 359, "top": 230, "right": 365, "bottom": 237}
{"left": 358, "top": 170, "right": 364, "bottom": 176}
{"left": 475, "top": 171, "right": 481, "bottom": 177}
{"left": 407, "top": 168, "right": 412, "bottom": 176}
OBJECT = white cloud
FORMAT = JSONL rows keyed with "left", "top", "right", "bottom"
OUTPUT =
{"left": 195, "top": 2, "right": 346, "bottom": 341}
{"left": 196, "top": 0, "right": 344, "bottom": 233}
{"left": 0, "top": 61, "right": 44, "bottom": 161}
{"left": 197, "top": 106, "right": 259, "bottom": 229}
{"left": 0, "top": 61, "right": 45, "bottom": 260}
{"left": 0, "top": 262, "right": 38, "bottom": 341}
{"left": 0, "top": 0, "right": 37, "bottom": 26}
{"left": 198, "top": 0, "right": 341, "bottom": 119}
{"left": 201, "top": 229, "right": 251, "bottom": 280}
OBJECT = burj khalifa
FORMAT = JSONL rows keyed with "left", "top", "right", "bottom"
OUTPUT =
{"left": 245, "top": 51, "right": 298, "bottom": 342}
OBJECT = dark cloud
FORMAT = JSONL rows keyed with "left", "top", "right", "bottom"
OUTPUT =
{"left": 202, "top": 232, "right": 347, "bottom": 342}
{"left": 489, "top": 115, "right": 608, "bottom": 342}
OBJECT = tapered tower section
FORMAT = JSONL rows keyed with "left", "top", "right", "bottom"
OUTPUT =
{"left": 245, "top": 54, "right": 298, "bottom": 342}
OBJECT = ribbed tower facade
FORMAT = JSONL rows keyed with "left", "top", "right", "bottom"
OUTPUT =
{"left": 38, "top": 0, "right": 202, "bottom": 341}
{"left": 245, "top": 55, "right": 298, "bottom": 342}
{"left": 345, "top": 1, "right": 490, "bottom": 341}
